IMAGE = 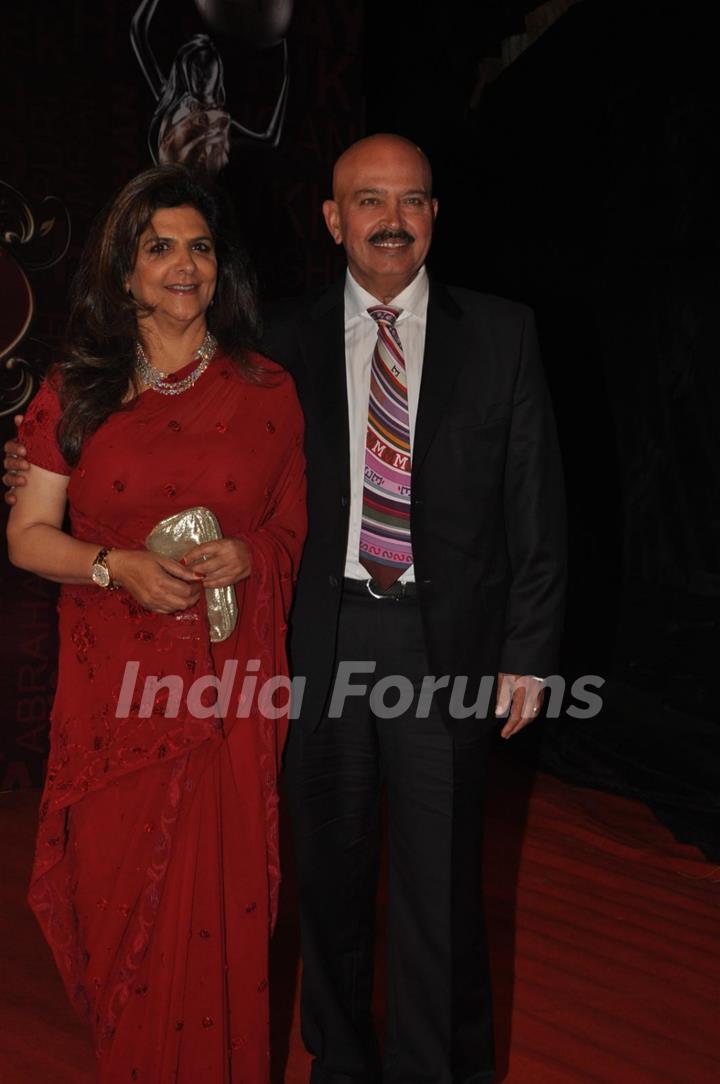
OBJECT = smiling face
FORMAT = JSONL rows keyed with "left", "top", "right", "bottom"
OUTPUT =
{"left": 126, "top": 204, "right": 217, "bottom": 333}
{"left": 322, "top": 135, "right": 438, "bottom": 302}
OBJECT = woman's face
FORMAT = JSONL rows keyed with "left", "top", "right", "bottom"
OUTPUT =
{"left": 126, "top": 204, "right": 218, "bottom": 331}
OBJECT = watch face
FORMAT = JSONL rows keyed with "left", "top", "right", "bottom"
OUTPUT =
{"left": 91, "top": 563, "right": 110, "bottom": 588}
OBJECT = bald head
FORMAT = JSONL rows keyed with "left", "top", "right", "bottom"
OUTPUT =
{"left": 323, "top": 133, "right": 438, "bottom": 303}
{"left": 331, "top": 134, "right": 433, "bottom": 201}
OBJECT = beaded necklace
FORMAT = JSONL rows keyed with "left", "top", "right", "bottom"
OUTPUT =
{"left": 135, "top": 330, "right": 217, "bottom": 395}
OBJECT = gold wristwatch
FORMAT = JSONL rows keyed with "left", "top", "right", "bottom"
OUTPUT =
{"left": 90, "top": 547, "right": 117, "bottom": 589}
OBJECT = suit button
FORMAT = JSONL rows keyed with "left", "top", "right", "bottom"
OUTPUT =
{"left": 421, "top": 578, "right": 433, "bottom": 586}
{"left": 413, "top": 498, "right": 424, "bottom": 507}
{"left": 329, "top": 575, "right": 339, "bottom": 588}
{"left": 340, "top": 495, "right": 348, "bottom": 508}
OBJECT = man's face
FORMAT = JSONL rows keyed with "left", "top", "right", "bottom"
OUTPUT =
{"left": 323, "top": 138, "right": 438, "bottom": 301}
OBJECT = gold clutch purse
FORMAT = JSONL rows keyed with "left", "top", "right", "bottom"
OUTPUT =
{"left": 144, "top": 506, "right": 238, "bottom": 643}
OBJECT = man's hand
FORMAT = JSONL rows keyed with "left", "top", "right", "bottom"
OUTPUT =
{"left": 3, "top": 414, "right": 28, "bottom": 506}
{"left": 181, "top": 538, "right": 252, "bottom": 588}
{"left": 495, "top": 672, "right": 545, "bottom": 739}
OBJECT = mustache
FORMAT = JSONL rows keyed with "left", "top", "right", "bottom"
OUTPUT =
{"left": 368, "top": 229, "right": 415, "bottom": 245}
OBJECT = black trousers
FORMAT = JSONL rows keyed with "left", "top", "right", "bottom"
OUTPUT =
{"left": 285, "top": 586, "right": 495, "bottom": 1084}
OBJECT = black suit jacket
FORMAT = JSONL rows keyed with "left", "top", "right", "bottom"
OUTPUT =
{"left": 263, "top": 277, "right": 567, "bottom": 733}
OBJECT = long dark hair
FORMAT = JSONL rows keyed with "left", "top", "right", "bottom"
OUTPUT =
{"left": 56, "top": 165, "right": 261, "bottom": 465}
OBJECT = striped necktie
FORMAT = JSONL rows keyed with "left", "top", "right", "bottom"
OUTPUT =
{"left": 359, "top": 305, "right": 413, "bottom": 589}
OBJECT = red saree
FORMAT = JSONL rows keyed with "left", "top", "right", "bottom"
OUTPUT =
{"left": 18, "top": 352, "right": 306, "bottom": 1082}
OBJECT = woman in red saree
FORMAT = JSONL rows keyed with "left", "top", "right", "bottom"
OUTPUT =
{"left": 6, "top": 167, "right": 306, "bottom": 1082}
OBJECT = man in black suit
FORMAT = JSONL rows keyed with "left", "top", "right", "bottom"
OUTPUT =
{"left": 263, "top": 134, "right": 566, "bottom": 1083}
{"left": 3, "top": 134, "right": 565, "bottom": 1083}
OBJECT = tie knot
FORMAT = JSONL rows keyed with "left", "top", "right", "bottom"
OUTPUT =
{"left": 368, "top": 305, "right": 400, "bottom": 327}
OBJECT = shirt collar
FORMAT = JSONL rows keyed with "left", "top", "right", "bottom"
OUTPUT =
{"left": 344, "top": 266, "right": 429, "bottom": 323}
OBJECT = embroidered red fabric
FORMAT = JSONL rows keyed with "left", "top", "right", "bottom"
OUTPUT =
{"left": 19, "top": 353, "right": 306, "bottom": 1081}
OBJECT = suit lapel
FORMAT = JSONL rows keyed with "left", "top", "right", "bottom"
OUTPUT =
{"left": 303, "top": 280, "right": 350, "bottom": 485}
{"left": 412, "top": 280, "right": 464, "bottom": 473}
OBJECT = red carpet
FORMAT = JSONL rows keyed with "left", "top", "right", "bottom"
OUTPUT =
{"left": 1, "top": 752, "right": 718, "bottom": 1083}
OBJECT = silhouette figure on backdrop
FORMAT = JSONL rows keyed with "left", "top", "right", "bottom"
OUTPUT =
{"left": 131, "top": 0, "right": 293, "bottom": 174}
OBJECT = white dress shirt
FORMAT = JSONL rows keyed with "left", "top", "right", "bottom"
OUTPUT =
{"left": 343, "top": 266, "right": 429, "bottom": 582}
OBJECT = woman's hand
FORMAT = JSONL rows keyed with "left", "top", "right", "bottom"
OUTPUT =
{"left": 181, "top": 538, "right": 252, "bottom": 588}
{"left": 109, "top": 550, "right": 204, "bottom": 613}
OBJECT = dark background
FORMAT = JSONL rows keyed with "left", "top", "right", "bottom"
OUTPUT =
{"left": 1, "top": 0, "right": 718, "bottom": 857}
